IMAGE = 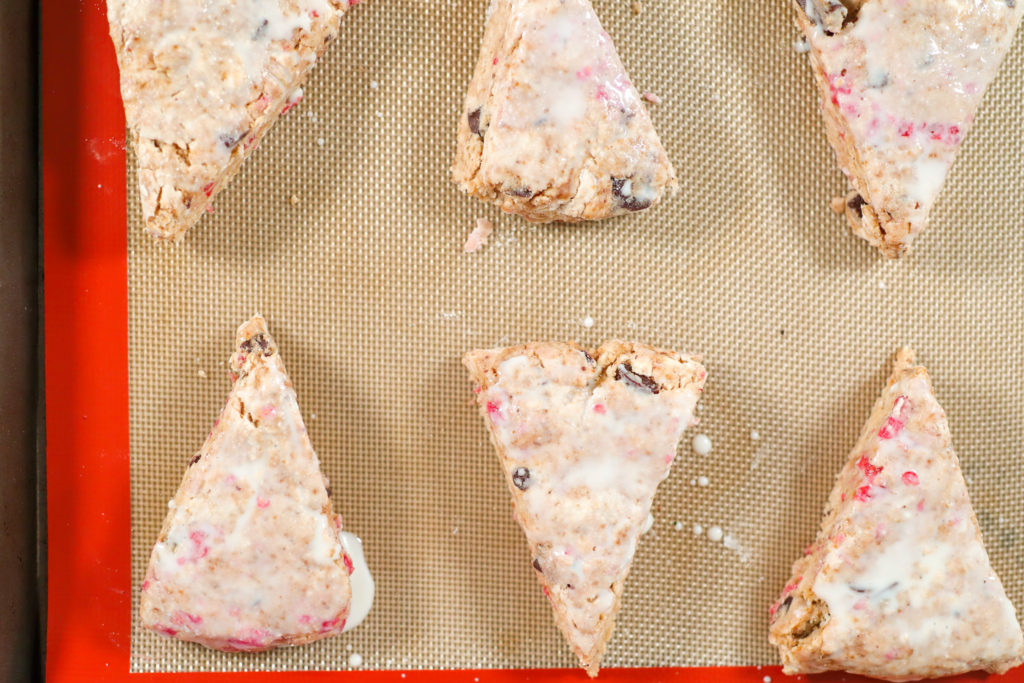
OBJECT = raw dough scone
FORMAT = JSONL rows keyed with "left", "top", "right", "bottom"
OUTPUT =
{"left": 452, "top": 0, "right": 678, "bottom": 223}
{"left": 464, "top": 342, "right": 706, "bottom": 676}
{"left": 794, "top": 0, "right": 1022, "bottom": 257}
{"left": 107, "top": 0, "right": 356, "bottom": 240}
{"left": 769, "top": 349, "right": 1024, "bottom": 680}
{"left": 140, "top": 315, "right": 356, "bottom": 651}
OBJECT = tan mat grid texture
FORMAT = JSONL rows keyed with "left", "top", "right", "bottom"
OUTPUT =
{"left": 127, "top": 0, "right": 1024, "bottom": 672}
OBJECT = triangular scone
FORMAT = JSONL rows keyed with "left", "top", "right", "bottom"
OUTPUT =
{"left": 452, "top": 0, "right": 677, "bottom": 223}
{"left": 769, "top": 349, "right": 1024, "bottom": 680}
{"left": 464, "top": 342, "right": 706, "bottom": 676}
{"left": 140, "top": 315, "right": 354, "bottom": 651}
{"left": 107, "top": 0, "right": 355, "bottom": 240}
{"left": 794, "top": 0, "right": 1022, "bottom": 257}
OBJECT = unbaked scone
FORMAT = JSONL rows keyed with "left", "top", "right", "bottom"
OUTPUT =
{"left": 769, "top": 348, "right": 1024, "bottom": 680}
{"left": 452, "top": 0, "right": 677, "bottom": 223}
{"left": 107, "top": 0, "right": 356, "bottom": 240}
{"left": 140, "top": 315, "right": 366, "bottom": 651}
{"left": 794, "top": 0, "right": 1022, "bottom": 257}
{"left": 464, "top": 342, "right": 705, "bottom": 676}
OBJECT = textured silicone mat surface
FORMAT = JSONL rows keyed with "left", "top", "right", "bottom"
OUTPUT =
{"left": 127, "top": 0, "right": 1024, "bottom": 672}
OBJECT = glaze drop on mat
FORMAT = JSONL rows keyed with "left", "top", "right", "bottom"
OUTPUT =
{"left": 106, "top": 0, "right": 358, "bottom": 240}
{"left": 464, "top": 342, "right": 706, "bottom": 677}
{"left": 140, "top": 315, "right": 375, "bottom": 651}
{"left": 452, "top": 0, "right": 678, "bottom": 223}
{"left": 795, "top": 0, "right": 1023, "bottom": 257}
{"left": 769, "top": 348, "right": 1024, "bottom": 680}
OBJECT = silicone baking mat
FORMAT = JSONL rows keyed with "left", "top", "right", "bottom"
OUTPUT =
{"left": 84, "top": 0, "right": 1024, "bottom": 675}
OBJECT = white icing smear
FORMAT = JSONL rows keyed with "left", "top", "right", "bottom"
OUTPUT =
{"left": 339, "top": 531, "right": 375, "bottom": 632}
{"left": 308, "top": 511, "right": 341, "bottom": 564}
{"left": 903, "top": 156, "right": 950, "bottom": 210}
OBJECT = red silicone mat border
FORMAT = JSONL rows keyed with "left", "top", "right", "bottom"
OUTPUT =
{"left": 40, "top": 1, "right": 1024, "bottom": 681}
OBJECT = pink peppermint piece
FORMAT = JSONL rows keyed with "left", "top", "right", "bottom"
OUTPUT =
{"left": 280, "top": 91, "right": 303, "bottom": 115}
{"left": 855, "top": 484, "right": 875, "bottom": 502}
{"left": 319, "top": 616, "right": 345, "bottom": 633}
{"left": 857, "top": 455, "right": 883, "bottom": 483}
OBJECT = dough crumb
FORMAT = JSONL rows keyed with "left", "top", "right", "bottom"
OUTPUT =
{"left": 465, "top": 218, "right": 495, "bottom": 253}
{"left": 830, "top": 195, "right": 847, "bottom": 214}
{"left": 197, "top": 369, "right": 207, "bottom": 379}
{"left": 642, "top": 91, "right": 662, "bottom": 105}
{"left": 631, "top": 0, "right": 644, "bottom": 14}
{"left": 289, "top": 194, "right": 300, "bottom": 205}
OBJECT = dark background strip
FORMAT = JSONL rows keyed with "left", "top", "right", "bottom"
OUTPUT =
{"left": 0, "top": 0, "right": 41, "bottom": 679}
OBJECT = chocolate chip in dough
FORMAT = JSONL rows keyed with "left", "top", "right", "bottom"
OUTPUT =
{"left": 467, "top": 107, "right": 483, "bottom": 137}
{"left": 611, "top": 177, "right": 652, "bottom": 212}
{"left": 511, "top": 467, "right": 532, "bottom": 490}
{"left": 615, "top": 362, "right": 660, "bottom": 394}
{"left": 240, "top": 333, "right": 271, "bottom": 355}
{"left": 847, "top": 193, "right": 866, "bottom": 218}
